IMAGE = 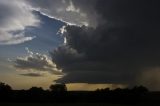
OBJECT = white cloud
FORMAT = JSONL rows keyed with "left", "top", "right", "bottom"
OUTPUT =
{"left": 0, "top": 31, "right": 36, "bottom": 45}
{"left": 0, "top": 0, "right": 40, "bottom": 45}
{"left": 66, "top": 0, "right": 80, "bottom": 13}
{"left": 56, "top": 25, "right": 67, "bottom": 44}
{"left": 12, "top": 48, "right": 64, "bottom": 76}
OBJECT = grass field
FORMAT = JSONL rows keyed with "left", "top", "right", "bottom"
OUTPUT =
{"left": 0, "top": 103, "right": 153, "bottom": 106}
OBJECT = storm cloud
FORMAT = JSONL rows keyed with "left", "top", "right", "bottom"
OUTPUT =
{"left": 49, "top": 0, "right": 160, "bottom": 90}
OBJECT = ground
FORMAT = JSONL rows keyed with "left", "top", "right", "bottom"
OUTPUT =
{"left": 0, "top": 103, "right": 153, "bottom": 106}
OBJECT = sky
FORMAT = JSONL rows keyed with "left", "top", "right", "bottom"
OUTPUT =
{"left": 0, "top": 0, "right": 160, "bottom": 91}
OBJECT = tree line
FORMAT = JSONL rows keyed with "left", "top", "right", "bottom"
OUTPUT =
{"left": 0, "top": 82, "right": 159, "bottom": 104}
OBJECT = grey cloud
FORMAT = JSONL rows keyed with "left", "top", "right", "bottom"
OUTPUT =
{"left": 55, "top": 71, "right": 133, "bottom": 84}
{"left": 13, "top": 48, "right": 63, "bottom": 76}
{"left": 25, "top": 0, "right": 99, "bottom": 27}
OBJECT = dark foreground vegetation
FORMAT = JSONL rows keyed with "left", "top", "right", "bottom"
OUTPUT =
{"left": 0, "top": 82, "right": 160, "bottom": 105}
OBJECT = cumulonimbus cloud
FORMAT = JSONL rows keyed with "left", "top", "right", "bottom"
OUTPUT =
{"left": 49, "top": 0, "right": 160, "bottom": 90}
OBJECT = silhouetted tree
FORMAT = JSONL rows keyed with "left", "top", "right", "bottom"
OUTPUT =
{"left": 132, "top": 86, "right": 149, "bottom": 93}
{"left": 50, "top": 83, "right": 67, "bottom": 92}
{"left": 27, "top": 87, "right": 45, "bottom": 100}
{"left": 0, "top": 82, "right": 12, "bottom": 100}
{"left": 96, "top": 88, "right": 110, "bottom": 92}
{"left": 29, "top": 87, "right": 44, "bottom": 92}
{"left": 0, "top": 82, "right": 12, "bottom": 92}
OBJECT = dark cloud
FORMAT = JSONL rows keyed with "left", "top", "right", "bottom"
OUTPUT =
{"left": 96, "top": 0, "right": 160, "bottom": 26}
{"left": 19, "top": 73, "right": 44, "bottom": 77}
{"left": 50, "top": 45, "right": 85, "bottom": 68}
{"left": 49, "top": 0, "right": 160, "bottom": 89}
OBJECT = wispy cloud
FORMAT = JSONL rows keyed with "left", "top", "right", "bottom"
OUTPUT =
{"left": 0, "top": 32, "right": 36, "bottom": 45}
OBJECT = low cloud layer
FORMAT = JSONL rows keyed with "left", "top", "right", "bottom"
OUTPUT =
{"left": 20, "top": 73, "right": 44, "bottom": 77}
{"left": 0, "top": 0, "right": 39, "bottom": 45}
{"left": 13, "top": 48, "right": 63, "bottom": 77}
